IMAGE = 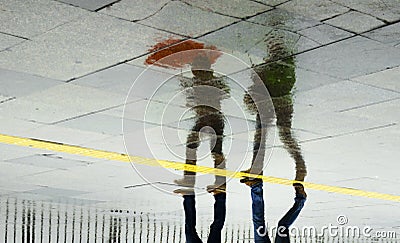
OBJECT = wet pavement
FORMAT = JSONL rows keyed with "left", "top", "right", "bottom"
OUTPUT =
{"left": 1, "top": 0, "right": 400, "bottom": 242}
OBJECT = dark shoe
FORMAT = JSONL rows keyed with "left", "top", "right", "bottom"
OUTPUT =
{"left": 240, "top": 177, "right": 263, "bottom": 187}
{"left": 293, "top": 183, "right": 307, "bottom": 198}
{"left": 173, "top": 188, "right": 195, "bottom": 196}
{"left": 206, "top": 184, "right": 226, "bottom": 195}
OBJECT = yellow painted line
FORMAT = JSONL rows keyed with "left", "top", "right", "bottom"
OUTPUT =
{"left": 1, "top": 133, "right": 399, "bottom": 202}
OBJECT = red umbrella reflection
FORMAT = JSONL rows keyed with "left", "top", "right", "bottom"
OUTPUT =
{"left": 145, "top": 38, "right": 222, "bottom": 69}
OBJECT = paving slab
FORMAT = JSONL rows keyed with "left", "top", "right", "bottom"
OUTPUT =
{"left": 0, "top": 33, "right": 25, "bottom": 51}
{"left": 138, "top": 1, "right": 237, "bottom": 37}
{"left": 295, "top": 80, "right": 399, "bottom": 112}
{"left": 296, "top": 36, "right": 400, "bottom": 79}
{"left": 181, "top": 0, "right": 272, "bottom": 18}
{"left": 99, "top": 0, "right": 170, "bottom": 21}
{"left": 352, "top": 66, "right": 400, "bottom": 93}
{"left": 0, "top": 68, "right": 62, "bottom": 97}
{"left": 278, "top": 0, "right": 349, "bottom": 21}
{"left": 22, "top": 124, "right": 111, "bottom": 146}
{"left": 73, "top": 63, "right": 172, "bottom": 96}
{"left": 0, "top": 0, "right": 87, "bottom": 38}
{"left": 0, "top": 13, "right": 179, "bottom": 81}
{"left": 5, "top": 153, "right": 93, "bottom": 170}
{"left": 199, "top": 21, "right": 319, "bottom": 66}
{"left": 58, "top": 113, "right": 123, "bottom": 136}
{"left": 324, "top": 11, "right": 385, "bottom": 33}
{"left": 56, "top": 0, "right": 117, "bottom": 11}
{"left": 363, "top": 23, "right": 400, "bottom": 47}
{"left": 0, "top": 83, "right": 124, "bottom": 124}
{"left": 331, "top": 0, "right": 400, "bottom": 22}
{"left": 292, "top": 102, "right": 397, "bottom": 136}
{"left": 247, "top": 8, "right": 320, "bottom": 31}
{"left": 253, "top": 0, "right": 289, "bottom": 6}
{"left": 0, "top": 116, "right": 42, "bottom": 138}
{"left": 298, "top": 23, "right": 354, "bottom": 45}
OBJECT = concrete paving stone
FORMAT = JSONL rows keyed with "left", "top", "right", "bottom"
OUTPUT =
{"left": 138, "top": 1, "right": 237, "bottom": 37}
{"left": 0, "top": 161, "right": 56, "bottom": 179}
{"left": 56, "top": 0, "right": 117, "bottom": 11}
{"left": 122, "top": 99, "right": 190, "bottom": 125}
{"left": 295, "top": 80, "right": 399, "bottom": 112}
{"left": 28, "top": 187, "right": 89, "bottom": 198}
{"left": 278, "top": 0, "right": 349, "bottom": 21}
{"left": 252, "top": 0, "right": 289, "bottom": 6}
{"left": 292, "top": 103, "right": 396, "bottom": 136}
{"left": 352, "top": 66, "right": 400, "bottom": 93}
{"left": 342, "top": 98, "right": 400, "bottom": 124}
{"left": 6, "top": 154, "right": 93, "bottom": 170}
{"left": 80, "top": 135, "right": 126, "bottom": 154}
{"left": 0, "top": 0, "right": 87, "bottom": 38}
{"left": 22, "top": 124, "right": 111, "bottom": 146}
{"left": 30, "top": 161, "right": 139, "bottom": 190}
{"left": 99, "top": 0, "right": 170, "bottom": 22}
{"left": 0, "top": 83, "right": 124, "bottom": 124}
{"left": 0, "top": 13, "right": 179, "bottom": 81}
{"left": 296, "top": 36, "right": 400, "bottom": 79}
{"left": 331, "top": 0, "right": 400, "bottom": 22}
{"left": 363, "top": 23, "right": 400, "bottom": 46}
{"left": 0, "top": 180, "right": 43, "bottom": 194}
{"left": 247, "top": 8, "right": 320, "bottom": 31}
{"left": 0, "top": 117, "right": 42, "bottom": 138}
{"left": 59, "top": 113, "right": 123, "bottom": 136}
{"left": 324, "top": 11, "right": 385, "bottom": 34}
{"left": 0, "top": 143, "right": 45, "bottom": 161}
{"left": 199, "top": 21, "right": 319, "bottom": 66}
{"left": 293, "top": 66, "right": 344, "bottom": 93}
{"left": 302, "top": 124, "right": 400, "bottom": 185}
{"left": 181, "top": 0, "right": 272, "bottom": 18}
{"left": 0, "top": 68, "right": 62, "bottom": 97}
{"left": 73, "top": 63, "right": 172, "bottom": 97}
{"left": 0, "top": 33, "right": 25, "bottom": 51}
{"left": 298, "top": 23, "right": 354, "bottom": 45}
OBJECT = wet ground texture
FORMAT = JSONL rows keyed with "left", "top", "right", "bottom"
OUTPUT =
{"left": 1, "top": 0, "right": 400, "bottom": 242}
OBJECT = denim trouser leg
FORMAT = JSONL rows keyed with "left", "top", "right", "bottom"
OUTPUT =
{"left": 251, "top": 183, "right": 271, "bottom": 243}
{"left": 183, "top": 195, "right": 203, "bottom": 243}
{"left": 207, "top": 193, "right": 226, "bottom": 243}
{"left": 274, "top": 195, "right": 306, "bottom": 243}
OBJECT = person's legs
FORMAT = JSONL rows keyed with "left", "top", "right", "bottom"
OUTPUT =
{"left": 183, "top": 195, "right": 203, "bottom": 243}
{"left": 207, "top": 193, "right": 226, "bottom": 243}
{"left": 250, "top": 182, "right": 271, "bottom": 243}
{"left": 274, "top": 184, "right": 307, "bottom": 243}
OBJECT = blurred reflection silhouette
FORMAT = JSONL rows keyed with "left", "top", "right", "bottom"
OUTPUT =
{"left": 174, "top": 53, "right": 229, "bottom": 243}
{"left": 174, "top": 53, "right": 230, "bottom": 191}
{"left": 242, "top": 22, "right": 308, "bottom": 242}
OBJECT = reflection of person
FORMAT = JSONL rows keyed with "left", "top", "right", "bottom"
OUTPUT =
{"left": 174, "top": 54, "right": 230, "bottom": 243}
{"left": 174, "top": 54, "right": 230, "bottom": 192}
{"left": 241, "top": 26, "right": 308, "bottom": 242}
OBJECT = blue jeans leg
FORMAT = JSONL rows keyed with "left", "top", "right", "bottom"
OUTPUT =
{"left": 207, "top": 193, "right": 226, "bottom": 243}
{"left": 251, "top": 183, "right": 271, "bottom": 243}
{"left": 183, "top": 195, "right": 203, "bottom": 243}
{"left": 274, "top": 195, "right": 306, "bottom": 243}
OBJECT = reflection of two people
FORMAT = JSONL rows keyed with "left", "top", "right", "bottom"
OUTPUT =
{"left": 241, "top": 37, "right": 307, "bottom": 241}
{"left": 173, "top": 54, "right": 229, "bottom": 243}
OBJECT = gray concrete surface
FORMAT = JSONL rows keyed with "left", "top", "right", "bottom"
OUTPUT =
{"left": 0, "top": 0, "right": 399, "bottom": 242}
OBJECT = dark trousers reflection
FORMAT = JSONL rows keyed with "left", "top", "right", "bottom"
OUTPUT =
{"left": 183, "top": 193, "right": 226, "bottom": 243}
{"left": 249, "top": 182, "right": 306, "bottom": 243}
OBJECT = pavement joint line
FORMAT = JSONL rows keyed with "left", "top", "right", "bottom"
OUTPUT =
{"left": 1, "top": 133, "right": 399, "bottom": 202}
